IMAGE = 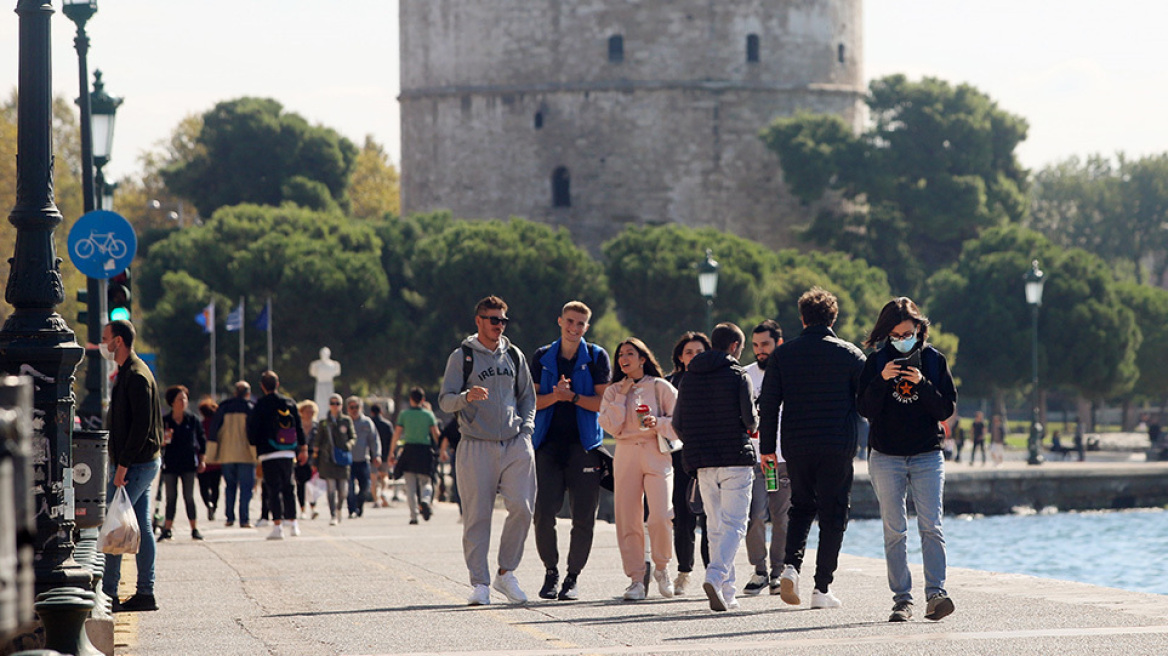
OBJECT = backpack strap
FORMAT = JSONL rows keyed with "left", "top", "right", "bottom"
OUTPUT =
{"left": 462, "top": 343, "right": 524, "bottom": 398}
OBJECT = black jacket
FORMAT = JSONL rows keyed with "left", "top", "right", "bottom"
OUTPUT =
{"left": 758, "top": 325, "right": 866, "bottom": 459}
{"left": 247, "top": 392, "right": 307, "bottom": 457}
{"left": 674, "top": 350, "right": 758, "bottom": 472}
{"left": 161, "top": 411, "right": 205, "bottom": 473}
{"left": 857, "top": 344, "right": 957, "bottom": 456}
{"left": 106, "top": 351, "right": 164, "bottom": 468}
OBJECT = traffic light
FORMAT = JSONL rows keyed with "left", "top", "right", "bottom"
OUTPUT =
{"left": 108, "top": 269, "right": 131, "bottom": 322}
{"left": 77, "top": 289, "right": 88, "bottom": 325}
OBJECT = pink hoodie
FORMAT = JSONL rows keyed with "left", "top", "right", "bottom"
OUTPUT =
{"left": 599, "top": 377, "right": 678, "bottom": 442}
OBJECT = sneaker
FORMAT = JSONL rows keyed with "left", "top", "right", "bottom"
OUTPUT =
{"left": 289, "top": 521, "right": 301, "bottom": 537}
{"left": 420, "top": 500, "right": 432, "bottom": 521}
{"left": 925, "top": 593, "right": 955, "bottom": 621}
{"left": 702, "top": 581, "right": 727, "bottom": 612}
{"left": 779, "top": 564, "right": 801, "bottom": 606}
{"left": 239, "top": 523, "right": 254, "bottom": 529}
{"left": 409, "top": 518, "right": 419, "bottom": 525}
{"left": 207, "top": 508, "right": 215, "bottom": 521}
{"left": 889, "top": 600, "right": 913, "bottom": 622}
{"left": 673, "top": 571, "right": 690, "bottom": 596}
{"left": 743, "top": 572, "right": 768, "bottom": 596}
{"left": 467, "top": 584, "right": 491, "bottom": 606}
{"left": 311, "top": 509, "right": 320, "bottom": 520}
{"left": 768, "top": 574, "right": 782, "bottom": 595}
{"left": 190, "top": 529, "right": 204, "bottom": 541}
{"left": 329, "top": 518, "right": 338, "bottom": 526}
{"left": 266, "top": 524, "right": 284, "bottom": 540}
{"left": 157, "top": 528, "right": 172, "bottom": 542}
{"left": 810, "top": 588, "right": 842, "bottom": 609}
{"left": 653, "top": 569, "right": 674, "bottom": 598}
{"left": 256, "top": 519, "right": 269, "bottom": 528}
{"left": 224, "top": 520, "right": 235, "bottom": 527}
{"left": 723, "top": 585, "right": 739, "bottom": 610}
{"left": 118, "top": 593, "right": 158, "bottom": 613}
{"left": 539, "top": 569, "right": 560, "bottom": 600}
{"left": 492, "top": 571, "right": 528, "bottom": 604}
{"left": 558, "top": 574, "right": 579, "bottom": 601}
{"left": 623, "top": 580, "right": 646, "bottom": 601}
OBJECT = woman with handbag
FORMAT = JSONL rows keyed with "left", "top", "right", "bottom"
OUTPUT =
{"left": 599, "top": 338, "right": 679, "bottom": 601}
{"left": 665, "top": 331, "right": 711, "bottom": 595}
{"left": 313, "top": 393, "right": 356, "bottom": 526}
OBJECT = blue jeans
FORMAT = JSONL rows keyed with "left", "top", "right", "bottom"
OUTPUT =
{"left": 221, "top": 462, "right": 256, "bottom": 525}
{"left": 103, "top": 458, "right": 161, "bottom": 599}
{"left": 867, "top": 449, "right": 947, "bottom": 603}
{"left": 347, "top": 461, "right": 372, "bottom": 516}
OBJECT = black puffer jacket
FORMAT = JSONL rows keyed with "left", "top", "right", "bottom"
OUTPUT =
{"left": 758, "top": 325, "right": 866, "bottom": 459}
{"left": 674, "top": 350, "right": 757, "bottom": 472}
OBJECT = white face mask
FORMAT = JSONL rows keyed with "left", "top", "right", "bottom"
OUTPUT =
{"left": 99, "top": 341, "right": 117, "bottom": 361}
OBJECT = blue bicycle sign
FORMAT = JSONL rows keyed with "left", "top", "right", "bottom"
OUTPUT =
{"left": 67, "top": 210, "right": 137, "bottom": 280}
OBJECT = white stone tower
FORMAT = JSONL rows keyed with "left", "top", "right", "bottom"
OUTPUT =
{"left": 399, "top": 0, "right": 864, "bottom": 252}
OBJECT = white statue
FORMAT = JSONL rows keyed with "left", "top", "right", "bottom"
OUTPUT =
{"left": 309, "top": 347, "right": 341, "bottom": 411}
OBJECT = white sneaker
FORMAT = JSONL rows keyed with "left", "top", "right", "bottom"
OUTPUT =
{"left": 467, "top": 584, "right": 491, "bottom": 606}
{"left": 810, "top": 588, "right": 842, "bottom": 609}
{"left": 673, "top": 572, "right": 690, "bottom": 596}
{"left": 492, "top": 571, "right": 528, "bottom": 604}
{"left": 724, "top": 586, "right": 740, "bottom": 610}
{"left": 652, "top": 569, "right": 674, "bottom": 598}
{"left": 622, "top": 581, "right": 646, "bottom": 601}
{"left": 256, "top": 519, "right": 269, "bottom": 528}
{"left": 743, "top": 572, "right": 769, "bottom": 596}
{"left": 289, "top": 521, "right": 301, "bottom": 537}
{"left": 328, "top": 518, "right": 338, "bottom": 526}
{"left": 779, "top": 564, "right": 801, "bottom": 606}
{"left": 702, "top": 581, "right": 727, "bottom": 612}
{"left": 266, "top": 524, "right": 284, "bottom": 540}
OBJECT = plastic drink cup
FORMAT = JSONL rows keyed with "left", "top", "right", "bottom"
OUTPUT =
{"left": 636, "top": 404, "right": 651, "bottom": 430}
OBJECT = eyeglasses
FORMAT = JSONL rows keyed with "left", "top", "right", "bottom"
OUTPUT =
{"left": 888, "top": 330, "right": 916, "bottom": 341}
{"left": 478, "top": 315, "right": 510, "bottom": 326}
{"left": 329, "top": 401, "right": 341, "bottom": 406}
{"left": 347, "top": 405, "right": 358, "bottom": 410}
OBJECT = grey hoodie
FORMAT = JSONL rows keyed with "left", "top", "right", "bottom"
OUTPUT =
{"left": 439, "top": 334, "right": 536, "bottom": 442}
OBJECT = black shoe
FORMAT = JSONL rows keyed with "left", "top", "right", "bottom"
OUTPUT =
{"left": 539, "top": 569, "right": 560, "bottom": 599}
{"left": 109, "top": 596, "right": 122, "bottom": 613}
{"left": 191, "top": 529, "right": 204, "bottom": 541}
{"left": 158, "top": 528, "right": 173, "bottom": 542}
{"left": 118, "top": 594, "right": 158, "bottom": 613}
{"left": 207, "top": 506, "right": 216, "bottom": 521}
{"left": 558, "top": 574, "right": 579, "bottom": 601}
{"left": 420, "top": 500, "right": 432, "bottom": 521}
{"left": 889, "top": 600, "right": 913, "bottom": 622}
{"left": 409, "top": 518, "right": 419, "bottom": 525}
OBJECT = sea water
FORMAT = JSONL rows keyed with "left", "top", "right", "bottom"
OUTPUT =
{"left": 833, "top": 507, "right": 1168, "bottom": 595}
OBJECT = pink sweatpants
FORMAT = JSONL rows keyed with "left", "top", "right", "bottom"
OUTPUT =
{"left": 613, "top": 437, "right": 674, "bottom": 580}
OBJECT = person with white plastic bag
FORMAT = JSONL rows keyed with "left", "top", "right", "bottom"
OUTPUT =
{"left": 101, "top": 319, "right": 164, "bottom": 613}
{"left": 99, "top": 486, "right": 141, "bottom": 555}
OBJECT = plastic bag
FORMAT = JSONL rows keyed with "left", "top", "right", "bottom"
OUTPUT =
{"left": 305, "top": 475, "right": 328, "bottom": 505}
{"left": 99, "top": 486, "right": 141, "bottom": 555}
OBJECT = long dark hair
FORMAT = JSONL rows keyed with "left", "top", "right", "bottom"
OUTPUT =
{"left": 612, "top": 337, "right": 665, "bottom": 382}
{"left": 864, "top": 297, "right": 931, "bottom": 349}
{"left": 669, "top": 331, "right": 711, "bottom": 375}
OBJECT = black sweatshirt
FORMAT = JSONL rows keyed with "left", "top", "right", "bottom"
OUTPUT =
{"left": 856, "top": 343, "right": 957, "bottom": 456}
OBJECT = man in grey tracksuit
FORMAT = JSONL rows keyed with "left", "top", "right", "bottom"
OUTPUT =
{"left": 439, "top": 295, "right": 537, "bottom": 606}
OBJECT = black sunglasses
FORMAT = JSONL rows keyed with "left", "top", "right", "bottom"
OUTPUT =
{"left": 479, "top": 315, "right": 510, "bottom": 326}
{"left": 329, "top": 401, "right": 341, "bottom": 406}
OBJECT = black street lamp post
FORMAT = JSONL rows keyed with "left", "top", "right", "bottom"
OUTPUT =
{"left": 698, "top": 249, "right": 719, "bottom": 335}
{"left": 90, "top": 70, "right": 122, "bottom": 213}
{"left": 3, "top": 0, "right": 89, "bottom": 593}
{"left": 1025, "top": 260, "right": 1047, "bottom": 466}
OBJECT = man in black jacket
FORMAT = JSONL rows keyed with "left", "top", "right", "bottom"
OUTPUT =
{"left": 101, "top": 319, "right": 164, "bottom": 613}
{"left": 247, "top": 370, "right": 308, "bottom": 540}
{"left": 759, "top": 287, "right": 866, "bottom": 610}
{"left": 674, "top": 322, "right": 757, "bottom": 612}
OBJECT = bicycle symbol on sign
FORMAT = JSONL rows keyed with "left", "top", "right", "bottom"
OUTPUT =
{"left": 73, "top": 231, "right": 128, "bottom": 261}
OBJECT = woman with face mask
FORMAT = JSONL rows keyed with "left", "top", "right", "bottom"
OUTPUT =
{"left": 856, "top": 297, "right": 958, "bottom": 624}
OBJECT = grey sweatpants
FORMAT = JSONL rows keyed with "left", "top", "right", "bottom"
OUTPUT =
{"left": 745, "top": 461, "right": 792, "bottom": 576}
{"left": 455, "top": 434, "right": 537, "bottom": 587}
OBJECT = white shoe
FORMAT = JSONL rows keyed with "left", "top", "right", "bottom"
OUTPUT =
{"left": 810, "top": 588, "right": 842, "bottom": 609}
{"left": 289, "top": 521, "right": 301, "bottom": 537}
{"left": 622, "top": 581, "right": 646, "bottom": 601}
{"left": 724, "top": 588, "right": 740, "bottom": 611}
{"left": 702, "top": 581, "right": 727, "bottom": 612}
{"left": 467, "top": 584, "right": 491, "bottom": 606}
{"left": 266, "top": 524, "right": 284, "bottom": 540}
{"left": 779, "top": 564, "right": 801, "bottom": 605}
{"left": 328, "top": 518, "right": 338, "bottom": 526}
{"left": 652, "top": 569, "right": 674, "bottom": 598}
{"left": 256, "top": 519, "right": 269, "bottom": 528}
{"left": 673, "top": 572, "right": 690, "bottom": 596}
{"left": 492, "top": 571, "right": 527, "bottom": 604}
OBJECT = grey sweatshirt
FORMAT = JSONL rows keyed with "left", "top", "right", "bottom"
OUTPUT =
{"left": 439, "top": 334, "right": 536, "bottom": 441}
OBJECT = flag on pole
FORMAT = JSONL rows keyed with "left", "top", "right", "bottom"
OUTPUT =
{"left": 254, "top": 299, "right": 270, "bottom": 331}
{"left": 225, "top": 303, "right": 243, "bottom": 332}
{"left": 194, "top": 302, "right": 215, "bottom": 334}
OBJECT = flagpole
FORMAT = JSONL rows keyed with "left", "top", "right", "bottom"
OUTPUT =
{"left": 239, "top": 295, "right": 245, "bottom": 383}
{"left": 210, "top": 300, "right": 217, "bottom": 398}
{"left": 266, "top": 296, "right": 273, "bottom": 370}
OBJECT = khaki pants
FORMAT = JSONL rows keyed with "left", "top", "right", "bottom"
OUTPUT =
{"left": 613, "top": 437, "right": 674, "bottom": 580}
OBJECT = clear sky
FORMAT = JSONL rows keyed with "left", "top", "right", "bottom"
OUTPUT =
{"left": 2, "top": 1, "right": 1165, "bottom": 181}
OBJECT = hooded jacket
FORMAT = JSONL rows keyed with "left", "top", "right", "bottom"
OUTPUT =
{"left": 857, "top": 343, "right": 957, "bottom": 456}
{"left": 439, "top": 334, "right": 536, "bottom": 442}
{"left": 674, "top": 349, "right": 757, "bottom": 471}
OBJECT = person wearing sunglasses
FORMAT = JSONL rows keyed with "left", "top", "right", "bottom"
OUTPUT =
{"left": 439, "top": 295, "right": 537, "bottom": 606}
{"left": 312, "top": 393, "right": 357, "bottom": 526}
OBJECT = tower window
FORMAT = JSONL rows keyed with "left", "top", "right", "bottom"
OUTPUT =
{"left": 838, "top": 44, "right": 845, "bottom": 64}
{"left": 608, "top": 35, "right": 624, "bottom": 63}
{"left": 552, "top": 167, "right": 571, "bottom": 208}
{"left": 746, "top": 34, "right": 760, "bottom": 63}
{"left": 534, "top": 111, "right": 544, "bottom": 129}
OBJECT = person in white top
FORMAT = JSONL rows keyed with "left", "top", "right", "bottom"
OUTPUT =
{"left": 742, "top": 320, "right": 792, "bottom": 596}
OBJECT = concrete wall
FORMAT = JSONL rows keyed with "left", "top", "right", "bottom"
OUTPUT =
{"left": 400, "top": 0, "right": 865, "bottom": 253}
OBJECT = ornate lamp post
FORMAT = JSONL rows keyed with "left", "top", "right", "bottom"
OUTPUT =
{"left": 3, "top": 0, "right": 89, "bottom": 593}
{"left": 698, "top": 249, "right": 719, "bottom": 335}
{"left": 1025, "top": 260, "right": 1046, "bottom": 466}
{"left": 90, "top": 70, "right": 122, "bottom": 212}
